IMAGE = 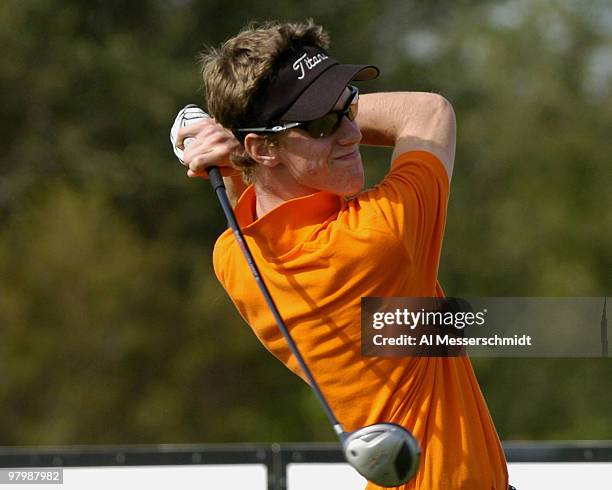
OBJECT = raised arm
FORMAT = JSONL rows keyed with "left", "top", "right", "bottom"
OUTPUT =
{"left": 356, "top": 92, "right": 456, "bottom": 179}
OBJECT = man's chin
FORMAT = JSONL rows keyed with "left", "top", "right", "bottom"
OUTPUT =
{"left": 340, "top": 174, "right": 365, "bottom": 198}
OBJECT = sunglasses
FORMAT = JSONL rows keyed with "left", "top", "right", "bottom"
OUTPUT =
{"left": 235, "top": 85, "right": 359, "bottom": 140}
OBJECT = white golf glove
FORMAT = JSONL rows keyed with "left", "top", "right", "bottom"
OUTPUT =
{"left": 170, "top": 104, "right": 210, "bottom": 165}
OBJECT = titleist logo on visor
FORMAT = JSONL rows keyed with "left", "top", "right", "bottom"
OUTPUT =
{"left": 293, "top": 52, "right": 330, "bottom": 80}
{"left": 242, "top": 45, "right": 378, "bottom": 129}
{"left": 247, "top": 46, "right": 339, "bottom": 125}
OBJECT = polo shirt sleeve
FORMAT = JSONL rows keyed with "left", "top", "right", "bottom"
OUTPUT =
{"left": 358, "top": 150, "right": 450, "bottom": 272}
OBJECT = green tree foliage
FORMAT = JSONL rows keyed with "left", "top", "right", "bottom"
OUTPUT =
{"left": 0, "top": 0, "right": 610, "bottom": 444}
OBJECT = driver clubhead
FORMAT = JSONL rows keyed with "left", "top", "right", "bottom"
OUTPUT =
{"left": 343, "top": 423, "right": 420, "bottom": 487}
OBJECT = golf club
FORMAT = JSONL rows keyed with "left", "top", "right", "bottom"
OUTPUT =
{"left": 172, "top": 105, "right": 421, "bottom": 487}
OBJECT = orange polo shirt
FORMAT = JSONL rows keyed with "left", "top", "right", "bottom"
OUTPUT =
{"left": 213, "top": 151, "right": 508, "bottom": 489}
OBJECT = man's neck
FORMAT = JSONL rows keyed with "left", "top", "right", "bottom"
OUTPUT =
{"left": 253, "top": 169, "right": 318, "bottom": 218}
{"left": 254, "top": 183, "right": 318, "bottom": 218}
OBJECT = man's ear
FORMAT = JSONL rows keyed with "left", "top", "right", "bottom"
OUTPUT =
{"left": 244, "top": 134, "right": 281, "bottom": 168}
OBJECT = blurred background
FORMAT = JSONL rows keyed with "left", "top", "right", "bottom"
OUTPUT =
{"left": 1, "top": 0, "right": 611, "bottom": 446}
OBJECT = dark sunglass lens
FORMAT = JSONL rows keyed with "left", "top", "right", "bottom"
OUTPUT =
{"left": 305, "top": 113, "right": 341, "bottom": 138}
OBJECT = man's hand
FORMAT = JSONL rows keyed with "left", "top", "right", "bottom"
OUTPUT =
{"left": 170, "top": 105, "right": 241, "bottom": 178}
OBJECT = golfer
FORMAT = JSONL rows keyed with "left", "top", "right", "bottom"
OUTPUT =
{"left": 176, "top": 20, "right": 510, "bottom": 489}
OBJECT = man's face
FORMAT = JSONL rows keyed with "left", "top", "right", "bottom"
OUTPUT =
{"left": 275, "top": 87, "right": 364, "bottom": 197}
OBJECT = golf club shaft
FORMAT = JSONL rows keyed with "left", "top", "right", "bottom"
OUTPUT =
{"left": 207, "top": 166, "right": 345, "bottom": 437}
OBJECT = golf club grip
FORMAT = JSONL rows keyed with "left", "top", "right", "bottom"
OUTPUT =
{"left": 207, "top": 166, "right": 225, "bottom": 193}
{"left": 206, "top": 165, "right": 344, "bottom": 435}
{"left": 207, "top": 167, "right": 242, "bottom": 235}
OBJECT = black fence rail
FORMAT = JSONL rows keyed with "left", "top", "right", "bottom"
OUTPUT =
{"left": 1, "top": 442, "right": 611, "bottom": 490}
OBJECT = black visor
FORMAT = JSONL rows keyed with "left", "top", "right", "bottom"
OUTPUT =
{"left": 246, "top": 45, "right": 379, "bottom": 128}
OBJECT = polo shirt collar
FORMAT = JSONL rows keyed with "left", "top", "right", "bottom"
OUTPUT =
{"left": 233, "top": 186, "right": 342, "bottom": 256}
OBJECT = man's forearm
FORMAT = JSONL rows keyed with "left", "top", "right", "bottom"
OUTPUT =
{"left": 356, "top": 92, "right": 456, "bottom": 176}
{"left": 357, "top": 93, "right": 404, "bottom": 147}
